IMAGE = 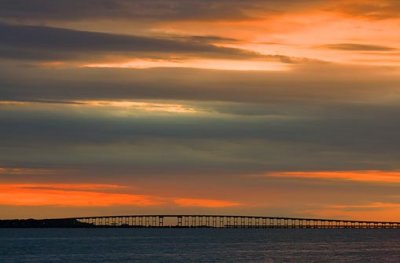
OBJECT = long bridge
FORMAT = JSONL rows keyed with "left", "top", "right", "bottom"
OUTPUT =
{"left": 4, "top": 215, "right": 398, "bottom": 229}
{"left": 74, "top": 215, "right": 400, "bottom": 228}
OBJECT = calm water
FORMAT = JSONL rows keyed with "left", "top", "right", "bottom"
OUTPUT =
{"left": 0, "top": 228, "right": 399, "bottom": 262}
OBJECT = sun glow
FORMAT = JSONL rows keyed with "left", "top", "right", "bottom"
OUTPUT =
{"left": 0, "top": 100, "right": 198, "bottom": 114}
{"left": 83, "top": 59, "right": 290, "bottom": 71}
{"left": 75, "top": 100, "right": 198, "bottom": 113}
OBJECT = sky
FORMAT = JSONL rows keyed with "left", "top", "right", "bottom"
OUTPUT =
{"left": 0, "top": 0, "right": 400, "bottom": 221}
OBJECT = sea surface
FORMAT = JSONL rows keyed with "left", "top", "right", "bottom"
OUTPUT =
{"left": 0, "top": 228, "right": 399, "bottom": 262}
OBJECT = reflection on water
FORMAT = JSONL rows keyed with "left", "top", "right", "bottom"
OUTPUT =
{"left": 0, "top": 228, "right": 399, "bottom": 262}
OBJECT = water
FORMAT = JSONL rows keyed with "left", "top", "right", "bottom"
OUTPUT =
{"left": 0, "top": 228, "right": 399, "bottom": 262}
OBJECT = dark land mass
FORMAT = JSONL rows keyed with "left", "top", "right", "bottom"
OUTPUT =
{"left": 0, "top": 219, "right": 95, "bottom": 228}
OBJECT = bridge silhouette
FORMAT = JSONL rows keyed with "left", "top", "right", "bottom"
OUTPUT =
{"left": 63, "top": 215, "right": 400, "bottom": 229}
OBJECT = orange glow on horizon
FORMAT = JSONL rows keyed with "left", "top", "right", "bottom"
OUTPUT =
{"left": 303, "top": 202, "right": 400, "bottom": 221}
{"left": 0, "top": 184, "right": 163, "bottom": 207}
{"left": 0, "top": 183, "right": 242, "bottom": 209}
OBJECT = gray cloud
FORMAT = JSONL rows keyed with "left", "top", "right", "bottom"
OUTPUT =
{"left": 1, "top": 97, "right": 400, "bottom": 172}
{"left": 0, "top": 62, "right": 398, "bottom": 104}
{"left": 0, "top": 0, "right": 400, "bottom": 23}
{"left": 4, "top": 0, "right": 397, "bottom": 24}
{"left": 0, "top": 23, "right": 270, "bottom": 62}
{"left": 0, "top": 0, "right": 323, "bottom": 22}
{"left": 320, "top": 43, "right": 397, "bottom": 51}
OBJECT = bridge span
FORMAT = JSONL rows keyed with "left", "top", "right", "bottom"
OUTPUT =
{"left": 69, "top": 215, "right": 400, "bottom": 229}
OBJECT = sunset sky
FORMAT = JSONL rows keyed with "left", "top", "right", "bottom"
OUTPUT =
{"left": 1, "top": 0, "right": 400, "bottom": 221}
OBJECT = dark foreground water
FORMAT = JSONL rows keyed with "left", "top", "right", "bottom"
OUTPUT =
{"left": 0, "top": 228, "right": 399, "bottom": 262}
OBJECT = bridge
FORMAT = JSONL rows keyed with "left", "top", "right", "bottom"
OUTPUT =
{"left": 65, "top": 215, "right": 400, "bottom": 229}
{"left": 2, "top": 215, "right": 400, "bottom": 228}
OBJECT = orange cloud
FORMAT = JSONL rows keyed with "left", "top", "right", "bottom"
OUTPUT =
{"left": 15, "top": 183, "right": 125, "bottom": 191}
{"left": 174, "top": 198, "right": 240, "bottom": 208}
{"left": 0, "top": 184, "right": 163, "bottom": 207}
{"left": 156, "top": 4, "right": 400, "bottom": 67}
{"left": 267, "top": 170, "right": 400, "bottom": 183}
